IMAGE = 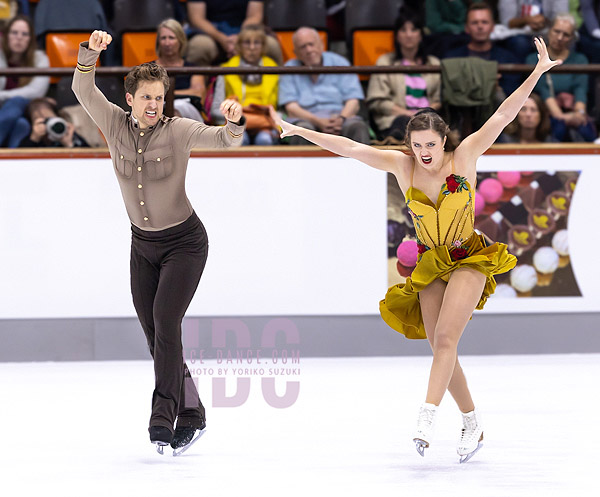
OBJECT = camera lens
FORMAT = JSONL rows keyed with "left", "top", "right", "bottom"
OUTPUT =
{"left": 46, "top": 117, "right": 68, "bottom": 141}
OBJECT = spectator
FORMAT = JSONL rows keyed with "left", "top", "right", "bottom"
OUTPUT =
{"left": 278, "top": 26, "right": 370, "bottom": 145}
{"left": 367, "top": 8, "right": 441, "bottom": 143}
{"left": 0, "top": 15, "right": 49, "bottom": 148}
{"left": 526, "top": 13, "right": 595, "bottom": 141}
{"left": 445, "top": 2, "right": 521, "bottom": 99}
{"left": 423, "top": 0, "right": 469, "bottom": 57}
{"left": 211, "top": 24, "right": 279, "bottom": 145}
{"left": 19, "top": 97, "right": 90, "bottom": 147}
{"left": 155, "top": 18, "right": 206, "bottom": 122}
{"left": 496, "top": 0, "right": 568, "bottom": 61}
{"left": 578, "top": 0, "right": 600, "bottom": 63}
{"left": 497, "top": 93, "right": 558, "bottom": 142}
{"left": 186, "top": 0, "right": 283, "bottom": 66}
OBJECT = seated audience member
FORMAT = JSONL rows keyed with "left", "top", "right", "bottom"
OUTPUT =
{"left": 211, "top": 24, "right": 279, "bottom": 145}
{"left": 497, "top": 94, "right": 558, "bottom": 143}
{"left": 19, "top": 97, "right": 89, "bottom": 147}
{"left": 0, "top": 15, "right": 49, "bottom": 148}
{"left": 367, "top": 9, "right": 441, "bottom": 143}
{"left": 186, "top": 0, "right": 282, "bottom": 66}
{"left": 525, "top": 14, "right": 595, "bottom": 142}
{"left": 423, "top": 0, "right": 469, "bottom": 57}
{"left": 578, "top": 0, "right": 600, "bottom": 63}
{"left": 445, "top": 2, "right": 521, "bottom": 99}
{"left": 155, "top": 18, "right": 206, "bottom": 122}
{"left": 278, "top": 27, "right": 370, "bottom": 146}
{"left": 496, "top": 0, "right": 568, "bottom": 61}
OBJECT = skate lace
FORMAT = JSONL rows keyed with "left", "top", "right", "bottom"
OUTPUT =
{"left": 460, "top": 415, "right": 479, "bottom": 444}
{"left": 418, "top": 406, "right": 435, "bottom": 427}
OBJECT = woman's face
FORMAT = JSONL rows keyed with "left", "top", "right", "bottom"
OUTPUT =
{"left": 158, "top": 27, "right": 180, "bottom": 59}
{"left": 548, "top": 19, "right": 574, "bottom": 53}
{"left": 396, "top": 21, "right": 422, "bottom": 53}
{"left": 410, "top": 129, "right": 446, "bottom": 169}
{"left": 8, "top": 20, "right": 31, "bottom": 56}
{"left": 518, "top": 98, "right": 541, "bottom": 130}
{"left": 239, "top": 33, "right": 263, "bottom": 64}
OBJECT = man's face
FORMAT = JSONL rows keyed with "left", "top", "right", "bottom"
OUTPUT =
{"left": 293, "top": 29, "right": 323, "bottom": 66}
{"left": 465, "top": 9, "right": 494, "bottom": 44}
{"left": 126, "top": 80, "right": 165, "bottom": 129}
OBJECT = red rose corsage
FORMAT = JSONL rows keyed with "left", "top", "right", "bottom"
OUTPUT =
{"left": 451, "top": 247, "right": 469, "bottom": 260}
{"left": 443, "top": 174, "right": 468, "bottom": 195}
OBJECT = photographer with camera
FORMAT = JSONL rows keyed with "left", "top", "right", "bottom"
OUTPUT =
{"left": 19, "top": 97, "right": 89, "bottom": 147}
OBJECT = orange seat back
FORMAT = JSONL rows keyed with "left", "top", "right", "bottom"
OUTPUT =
{"left": 46, "top": 33, "right": 98, "bottom": 83}
{"left": 122, "top": 32, "right": 157, "bottom": 67}
{"left": 275, "top": 30, "right": 328, "bottom": 63}
{"left": 352, "top": 30, "right": 395, "bottom": 80}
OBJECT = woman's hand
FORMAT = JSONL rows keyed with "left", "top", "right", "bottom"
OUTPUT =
{"left": 533, "top": 37, "right": 562, "bottom": 74}
{"left": 88, "top": 30, "right": 112, "bottom": 52}
{"left": 269, "top": 106, "right": 299, "bottom": 138}
{"left": 221, "top": 99, "right": 243, "bottom": 123}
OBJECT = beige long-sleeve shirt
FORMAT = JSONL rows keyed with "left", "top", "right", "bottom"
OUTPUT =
{"left": 72, "top": 42, "right": 245, "bottom": 231}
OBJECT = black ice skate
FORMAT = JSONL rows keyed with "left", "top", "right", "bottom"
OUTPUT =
{"left": 171, "top": 421, "right": 206, "bottom": 457}
{"left": 149, "top": 426, "right": 173, "bottom": 455}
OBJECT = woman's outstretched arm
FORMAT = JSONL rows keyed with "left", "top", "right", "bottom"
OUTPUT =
{"left": 269, "top": 107, "right": 410, "bottom": 174}
{"left": 457, "top": 37, "right": 562, "bottom": 164}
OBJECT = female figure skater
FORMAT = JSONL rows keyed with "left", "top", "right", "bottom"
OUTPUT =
{"left": 72, "top": 31, "right": 245, "bottom": 454}
{"left": 271, "top": 37, "right": 560, "bottom": 463}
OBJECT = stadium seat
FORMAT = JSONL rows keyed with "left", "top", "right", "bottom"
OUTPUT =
{"left": 345, "top": 0, "right": 404, "bottom": 79}
{"left": 122, "top": 32, "right": 157, "bottom": 67}
{"left": 352, "top": 30, "right": 395, "bottom": 80}
{"left": 46, "top": 32, "right": 98, "bottom": 83}
{"left": 275, "top": 30, "right": 328, "bottom": 63}
{"left": 265, "top": 0, "right": 328, "bottom": 62}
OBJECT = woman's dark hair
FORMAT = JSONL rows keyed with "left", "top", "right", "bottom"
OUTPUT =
{"left": 504, "top": 93, "right": 551, "bottom": 142}
{"left": 393, "top": 7, "right": 427, "bottom": 63}
{"left": 1, "top": 15, "right": 37, "bottom": 86}
{"left": 404, "top": 108, "right": 460, "bottom": 151}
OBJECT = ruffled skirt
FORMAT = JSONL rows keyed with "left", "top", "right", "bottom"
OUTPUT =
{"left": 379, "top": 232, "right": 517, "bottom": 340}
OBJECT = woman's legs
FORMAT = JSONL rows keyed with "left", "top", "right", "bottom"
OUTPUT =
{"left": 419, "top": 277, "right": 475, "bottom": 413}
{"left": 424, "top": 267, "right": 486, "bottom": 406}
{"left": 0, "top": 97, "right": 30, "bottom": 147}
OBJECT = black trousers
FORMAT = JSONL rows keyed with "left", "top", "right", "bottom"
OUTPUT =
{"left": 130, "top": 211, "right": 208, "bottom": 433}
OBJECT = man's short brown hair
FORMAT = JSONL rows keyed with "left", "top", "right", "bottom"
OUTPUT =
{"left": 124, "top": 62, "right": 170, "bottom": 96}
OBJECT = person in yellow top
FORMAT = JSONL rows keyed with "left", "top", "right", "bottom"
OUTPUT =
{"left": 210, "top": 24, "right": 279, "bottom": 145}
{"left": 270, "top": 38, "right": 561, "bottom": 463}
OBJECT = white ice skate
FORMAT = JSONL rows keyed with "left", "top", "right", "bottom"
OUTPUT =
{"left": 457, "top": 409, "right": 483, "bottom": 463}
{"left": 413, "top": 403, "right": 438, "bottom": 456}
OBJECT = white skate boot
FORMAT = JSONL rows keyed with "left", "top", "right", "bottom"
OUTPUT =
{"left": 457, "top": 409, "right": 484, "bottom": 463}
{"left": 413, "top": 403, "right": 438, "bottom": 456}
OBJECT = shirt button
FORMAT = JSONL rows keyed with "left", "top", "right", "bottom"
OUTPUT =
{"left": 143, "top": 217, "right": 149, "bottom": 221}
{"left": 157, "top": 157, "right": 161, "bottom": 162}
{"left": 137, "top": 166, "right": 142, "bottom": 171}
{"left": 140, "top": 132, "right": 144, "bottom": 136}
{"left": 120, "top": 155, "right": 124, "bottom": 159}
{"left": 138, "top": 149, "right": 142, "bottom": 154}
{"left": 138, "top": 184, "right": 142, "bottom": 189}
{"left": 140, "top": 201, "right": 144, "bottom": 206}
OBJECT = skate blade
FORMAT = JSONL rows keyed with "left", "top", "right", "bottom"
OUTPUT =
{"left": 413, "top": 438, "right": 429, "bottom": 457}
{"left": 154, "top": 441, "right": 169, "bottom": 455}
{"left": 172, "top": 429, "right": 206, "bottom": 457}
{"left": 459, "top": 442, "right": 483, "bottom": 464}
